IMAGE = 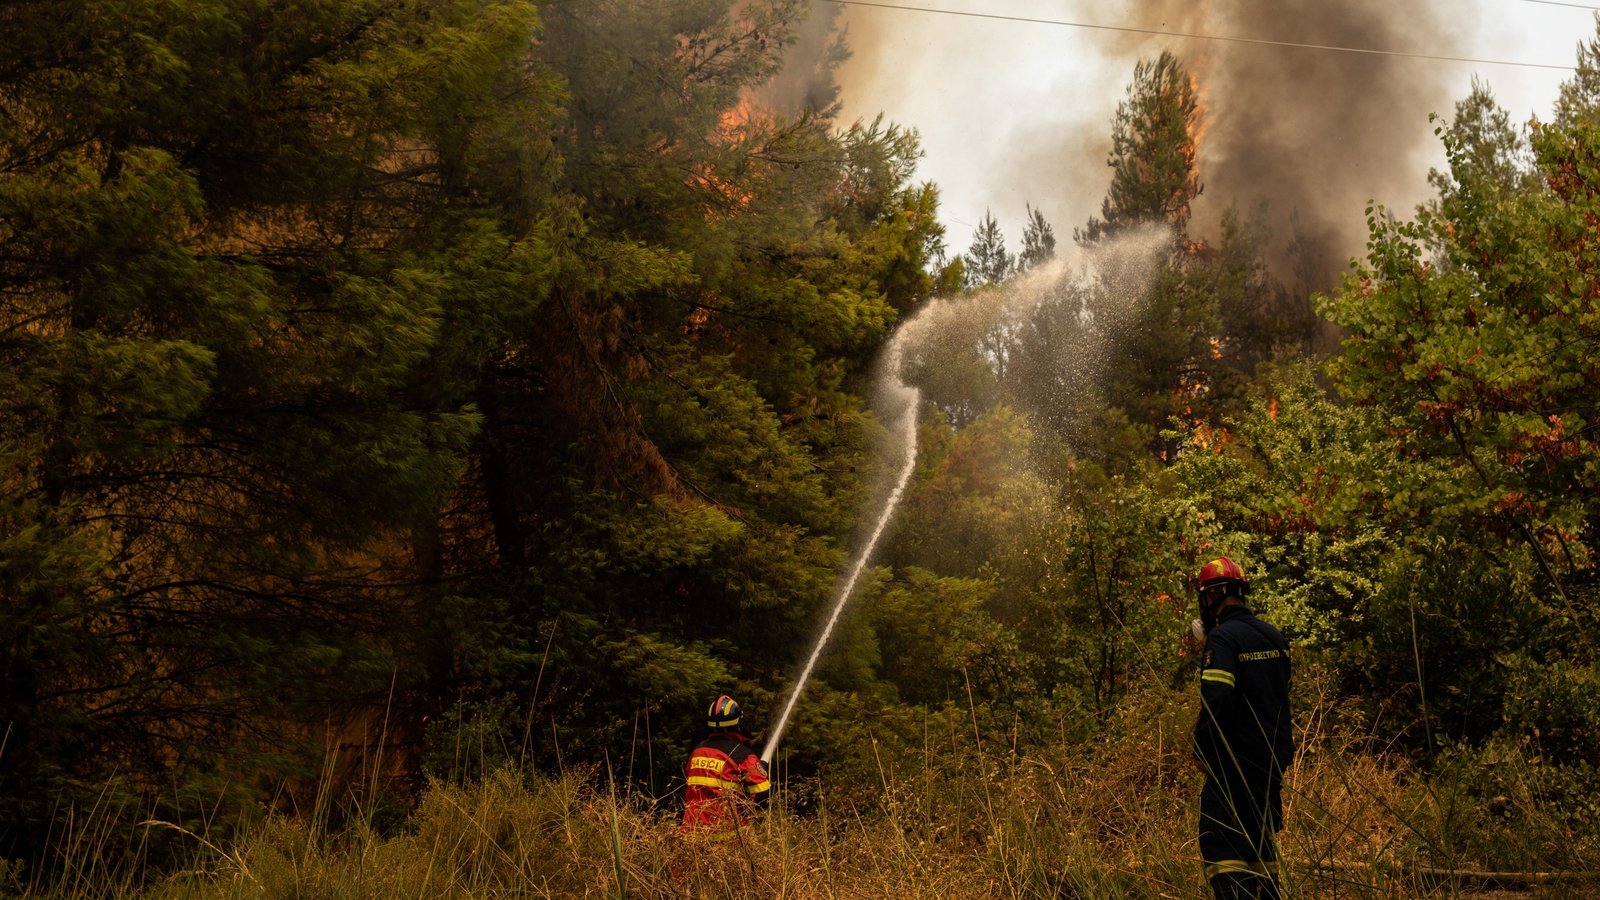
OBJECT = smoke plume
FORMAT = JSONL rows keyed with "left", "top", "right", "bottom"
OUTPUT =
{"left": 755, "top": 2, "right": 847, "bottom": 116}
{"left": 830, "top": 0, "right": 1477, "bottom": 286}
{"left": 1125, "top": 1, "right": 1464, "bottom": 282}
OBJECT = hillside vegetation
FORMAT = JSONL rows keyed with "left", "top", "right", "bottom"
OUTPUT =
{"left": 2, "top": 1, "right": 1598, "bottom": 896}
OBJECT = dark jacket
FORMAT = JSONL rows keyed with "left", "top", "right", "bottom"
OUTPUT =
{"left": 1193, "top": 603, "right": 1293, "bottom": 862}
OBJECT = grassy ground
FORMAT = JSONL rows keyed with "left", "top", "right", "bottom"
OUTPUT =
{"left": 14, "top": 684, "right": 1600, "bottom": 899}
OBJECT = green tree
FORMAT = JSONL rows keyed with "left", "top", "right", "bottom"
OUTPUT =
{"left": 1196, "top": 204, "right": 1317, "bottom": 388}
{"left": 1327, "top": 117, "right": 1600, "bottom": 608}
{"left": 1315, "top": 71, "right": 1600, "bottom": 749}
{"left": 963, "top": 209, "right": 1014, "bottom": 288}
{"left": 1096, "top": 245, "right": 1220, "bottom": 458}
{"left": 1425, "top": 80, "right": 1537, "bottom": 232}
{"left": 826, "top": 116, "right": 948, "bottom": 316}
{"left": 419, "top": 0, "right": 955, "bottom": 792}
{"left": 1018, "top": 50, "right": 1222, "bottom": 460}
{"left": 886, "top": 407, "right": 1040, "bottom": 579}
{"left": 1165, "top": 363, "right": 1403, "bottom": 650}
{"left": 1555, "top": 16, "right": 1600, "bottom": 129}
{"left": 0, "top": 0, "right": 557, "bottom": 862}
{"left": 1017, "top": 204, "right": 1057, "bottom": 272}
{"left": 1076, "top": 50, "right": 1202, "bottom": 245}
{"left": 871, "top": 568, "right": 1020, "bottom": 707}
{"left": 1034, "top": 462, "right": 1190, "bottom": 717}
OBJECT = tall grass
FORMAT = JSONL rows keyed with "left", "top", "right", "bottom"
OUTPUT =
{"left": 14, "top": 681, "right": 1600, "bottom": 899}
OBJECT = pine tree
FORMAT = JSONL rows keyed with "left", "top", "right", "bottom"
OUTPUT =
{"left": 1555, "top": 17, "right": 1600, "bottom": 128}
{"left": 0, "top": 0, "right": 958, "bottom": 864}
{"left": 425, "top": 0, "right": 950, "bottom": 788}
{"left": 0, "top": 0, "right": 556, "bottom": 863}
{"left": 1427, "top": 79, "right": 1536, "bottom": 215}
{"left": 1076, "top": 50, "right": 1202, "bottom": 244}
{"left": 1017, "top": 204, "right": 1057, "bottom": 272}
{"left": 963, "top": 210, "right": 1014, "bottom": 287}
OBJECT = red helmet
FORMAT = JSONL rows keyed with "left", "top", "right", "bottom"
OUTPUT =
{"left": 1197, "top": 556, "right": 1248, "bottom": 592}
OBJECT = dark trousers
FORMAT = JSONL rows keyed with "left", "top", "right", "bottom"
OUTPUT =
{"left": 1199, "top": 770, "right": 1283, "bottom": 899}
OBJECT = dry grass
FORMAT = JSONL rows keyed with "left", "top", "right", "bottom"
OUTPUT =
{"left": 18, "top": 683, "right": 1600, "bottom": 899}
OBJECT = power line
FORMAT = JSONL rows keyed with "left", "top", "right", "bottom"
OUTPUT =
{"left": 829, "top": 0, "right": 1578, "bottom": 71}
{"left": 1521, "top": 0, "right": 1600, "bottom": 10}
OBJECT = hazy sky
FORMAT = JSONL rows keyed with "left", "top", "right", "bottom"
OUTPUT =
{"left": 830, "top": 0, "right": 1588, "bottom": 276}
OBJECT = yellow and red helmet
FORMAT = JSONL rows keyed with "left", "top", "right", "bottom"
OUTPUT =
{"left": 707, "top": 694, "right": 743, "bottom": 731}
{"left": 1197, "top": 556, "right": 1248, "bottom": 592}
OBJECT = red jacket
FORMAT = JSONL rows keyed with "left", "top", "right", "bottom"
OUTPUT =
{"left": 681, "top": 732, "right": 770, "bottom": 833}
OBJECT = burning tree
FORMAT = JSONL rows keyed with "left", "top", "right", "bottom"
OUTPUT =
{"left": 1076, "top": 49, "right": 1203, "bottom": 245}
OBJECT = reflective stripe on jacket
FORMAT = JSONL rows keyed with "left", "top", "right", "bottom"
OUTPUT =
{"left": 681, "top": 732, "right": 770, "bottom": 833}
{"left": 1193, "top": 603, "right": 1293, "bottom": 863}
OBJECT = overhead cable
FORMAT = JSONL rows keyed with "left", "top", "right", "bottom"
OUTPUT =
{"left": 829, "top": 0, "right": 1577, "bottom": 71}
{"left": 1521, "top": 0, "right": 1600, "bottom": 10}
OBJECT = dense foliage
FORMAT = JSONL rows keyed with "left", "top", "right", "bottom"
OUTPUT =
{"left": 0, "top": 0, "right": 944, "bottom": 865}
{"left": 1, "top": 0, "right": 1597, "bottom": 888}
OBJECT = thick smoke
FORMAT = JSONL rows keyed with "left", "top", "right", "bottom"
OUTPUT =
{"left": 1123, "top": 1, "right": 1465, "bottom": 283}
{"left": 832, "top": 1, "right": 1474, "bottom": 286}
{"left": 754, "top": 2, "right": 847, "bottom": 116}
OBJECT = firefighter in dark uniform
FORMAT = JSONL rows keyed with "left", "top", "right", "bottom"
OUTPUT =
{"left": 681, "top": 694, "right": 770, "bottom": 839}
{"left": 1192, "top": 557, "right": 1293, "bottom": 900}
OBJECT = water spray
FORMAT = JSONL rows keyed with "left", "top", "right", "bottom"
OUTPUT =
{"left": 761, "top": 335, "right": 921, "bottom": 765}
{"left": 758, "top": 229, "right": 1169, "bottom": 766}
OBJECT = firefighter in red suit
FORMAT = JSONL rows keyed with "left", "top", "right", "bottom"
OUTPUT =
{"left": 681, "top": 694, "right": 770, "bottom": 838}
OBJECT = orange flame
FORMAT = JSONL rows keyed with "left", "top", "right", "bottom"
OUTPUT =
{"left": 691, "top": 90, "right": 770, "bottom": 220}
{"left": 716, "top": 90, "right": 771, "bottom": 141}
